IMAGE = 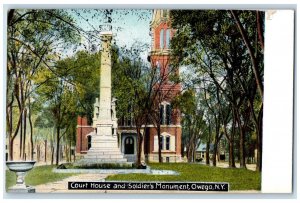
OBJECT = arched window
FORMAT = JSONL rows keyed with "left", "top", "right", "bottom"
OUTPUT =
{"left": 166, "top": 29, "right": 171, "bottom": 48}
{"left": 124, "top": 137, "right": 134, "bottom": 154}
{"left": 160, "top": 29, "right": 164, "bottom": 49}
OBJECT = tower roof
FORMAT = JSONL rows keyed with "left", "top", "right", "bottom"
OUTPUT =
{"left": 150, "top": 9, "right": 170, "bottom": 29}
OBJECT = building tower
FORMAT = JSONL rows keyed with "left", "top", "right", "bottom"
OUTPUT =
{"left": 145, "top": 10, "right": 182, "bottom": 162}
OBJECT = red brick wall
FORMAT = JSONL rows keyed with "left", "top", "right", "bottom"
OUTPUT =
{"left": 147, "top": 17, "right": 182, "bottom": 159}
{"left": 76, "top": 116, "right": 94, "bottom": 154}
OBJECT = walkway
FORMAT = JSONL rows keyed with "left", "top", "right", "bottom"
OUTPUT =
{"left": 34, "top": 173, "right": 109, "bottom": 193}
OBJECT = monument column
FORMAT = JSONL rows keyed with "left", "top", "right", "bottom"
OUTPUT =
{"left": 97, "top": 31, "right": 113, "bottom": 136}
{"left": 77, "top": 29, "right": 129, "bottom": 165}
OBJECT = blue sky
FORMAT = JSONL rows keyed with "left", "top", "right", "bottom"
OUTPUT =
{"left": 67, "top": 9, "right": 153, "bottom": 60}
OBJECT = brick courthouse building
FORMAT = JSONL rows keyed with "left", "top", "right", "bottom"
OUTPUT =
{"left": 76, "top": 10, "right": 182, "bottom": 163}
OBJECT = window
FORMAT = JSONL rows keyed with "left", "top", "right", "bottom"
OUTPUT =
{"left": 124, "top": 137, "right": 134, "bottom": 154}
{"left": 166, "top": 29, "right": 171, "bottom": 48}
{"left": 160, "top": 29, "right": 164, "bottom": 49}
{"left": 166, "top": 157, "right": 170, "bottom": 162}
{"left": 127, "top": 116, "right": 131, "bottom": 126}
{"left": 160, "top": 103, "right": 172, "bottom": 125}
{"left": 159, "top": 136, "right": 164, "bottom": 150}
{"left": 166, "top": 104, "right": 172, "bottom": 125}
{"left": 87, "top": 136, "right": 92, "bottom": 150}
{"left": 166, "top": 136, "right": 170, "bottom": 150}
{"left": 154, "top": 134, "right": 174, "bottom": 152}
{"left": 160, "top": 105, "right": 164, "bottom": 124}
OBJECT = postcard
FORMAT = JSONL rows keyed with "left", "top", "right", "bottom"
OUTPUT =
{"left": 3, "top": 7, "right": 294, "bottom": 195}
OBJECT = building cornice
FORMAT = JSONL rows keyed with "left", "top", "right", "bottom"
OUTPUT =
{"left": 76, "top": 125, "right": 93, "bottom": 128}
{"left": 150, "top": 49, "right": 171, "bottom": 56}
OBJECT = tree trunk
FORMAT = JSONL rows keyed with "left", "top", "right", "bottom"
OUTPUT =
{"left": 230, "top": 10, "right": 264, "bottom": 99}
{"left": 193, "top": 143, "right": 197, "bottom": 163}
{"left": 256, "top": 11, "right": 264, "bottom": 50}
{"left": 256, "top": 106, "right": 263, "bottom": 171}
{"left": 181, "top": 142, "right": 185, "bottom": 158}
{"left": 205, "top": 125, "right": 212, "bottom": 165}
{"left": 225, "top": 120, "right": 235, "bottom": 168}
{"left": 212, "top": 139, "right": 218, "bottom": 167}
{"left": 51, "top": 146, "right": 54, "bottom": 165}
{"left": 28, "top": 100, "right": 34, "bottom": 160}
{"left": 19, "top": 110, "right": 23, "bottom": 159}
{"left": 69, "top": 139, "right": 72, "bottom": 163}
{"left": 37, "top": 144, "right": 40, "bottom": 162}
{"left": 187, "top": 143, "right": 193, "bottom": 163}
{"left": 213, "top": 118, "right": 220, "bottom": 167}
{"left": 22, "top": 108, "right": 27, "bottom": 160}
{"left": 229, "top": 141, "right": 235, "bottom": 168}
{"left": 236, "top": 111, "right": 246, "bottom": 169}
{"left": 230, "top": 113, "right": 237, "bottom": 168}
{"left": 44, "top": 140, "right": 47, "bottom": 163}
{"left": 55, "top": 126, "right": 60, "bottom": 165}
{"left": 157, "top": 125, "right": 162, "bottom": 163}
{"left": 7, "top": 96, "right": 13, "bottom": 160}
{"left": 188, "top": 142, "right": 194, "bottom": 163}
{"left": 8, "top": 104, "right": 23, "bottom": 161}
{"left": 239, "top": 131, "right": 246, "bottom": 168}
{"left": 205, "top": 141, "right": 210, "bottom": 165}
{"left": 9, "top": 136, "right": 14, "bottom": 161}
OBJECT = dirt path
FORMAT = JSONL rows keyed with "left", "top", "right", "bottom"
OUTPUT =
{"left": 34, "top": 173, "right": 109, "bottom": 193}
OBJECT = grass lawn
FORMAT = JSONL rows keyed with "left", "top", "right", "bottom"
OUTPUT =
{"left": 106, "top": 163, "right": 261, "bottom": 191}
{"left": 5, "top": 165, "right": 77, "bottom": 190}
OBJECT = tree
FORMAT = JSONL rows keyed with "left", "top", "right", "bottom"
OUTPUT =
{"left": 173, "top": 89, "right": 207, "bottom": 162}
{"left": 7, "top": 9, "right": 80, "bottom": 160}
{"left": 170, "top": 10, "right": 264, "bottom": 170}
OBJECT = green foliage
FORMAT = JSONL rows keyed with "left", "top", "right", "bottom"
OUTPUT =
{"left": 111, "top": 45, "right": 150, "bottom": 125}
{"left": 5, "top": 169, "right": 16, "bottom": 190}
{"left": 170, "top": 10, "right": 264, "bottom": 168}
{"left": 54, "top": 50, "right": 101, "bottom": 123}
{"left": 106, "top": 163, "right": 261, "bottom": 190}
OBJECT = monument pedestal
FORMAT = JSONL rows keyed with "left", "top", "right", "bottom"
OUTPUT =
{"left": 75, "top": 134, "right": 131, "bottom": 166}
{"left": 82, "top": 135, "right": 128, "bottom": 163}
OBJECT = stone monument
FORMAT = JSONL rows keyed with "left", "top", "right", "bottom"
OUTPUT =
{"left": 77, "top": 30, "right": 129, "bottom": 165}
